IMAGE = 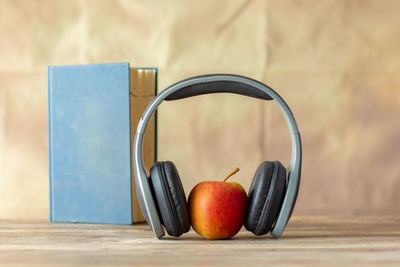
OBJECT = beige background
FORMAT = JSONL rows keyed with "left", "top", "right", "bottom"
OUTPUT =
{"left": 1, "top": 0, "right": 399, "bottom": 219}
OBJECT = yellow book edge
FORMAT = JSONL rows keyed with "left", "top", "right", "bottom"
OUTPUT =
{"left": 130, "top": 68, "right": 157, "bottom": 223}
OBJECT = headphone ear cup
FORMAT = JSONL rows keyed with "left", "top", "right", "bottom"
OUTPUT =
{"left": 149, "top": 161, "right": 190, "bottom": 237}
{"left": 245, "top": 161, "right": 286, "bottom": 236}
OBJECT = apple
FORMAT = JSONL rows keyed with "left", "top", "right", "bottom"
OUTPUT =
{"left": 188, "top": 168, "right": 248, "bottom": 240}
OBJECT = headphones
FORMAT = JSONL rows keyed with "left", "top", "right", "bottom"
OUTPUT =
{"left": 133, "top": 74, "right": 302, "bottom": 239}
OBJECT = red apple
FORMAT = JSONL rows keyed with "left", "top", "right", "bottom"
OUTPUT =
{"left": 188, "top": 168, "right": 248, "bottom": 240}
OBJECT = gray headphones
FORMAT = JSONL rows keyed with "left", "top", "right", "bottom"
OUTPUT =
{"left": 133, "top": 74, "right": 302, "bottom": 239}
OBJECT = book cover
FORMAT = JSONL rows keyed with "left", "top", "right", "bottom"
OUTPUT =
{"left": 48, "top": 63, "right": 156, "bottom": 224}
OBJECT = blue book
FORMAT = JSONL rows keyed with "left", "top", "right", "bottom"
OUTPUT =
{"left": 48, "top": 63, "right": 157, "bottom": 224}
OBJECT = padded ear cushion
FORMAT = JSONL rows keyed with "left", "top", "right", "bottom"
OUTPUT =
{"left": 245, "top": 161, "right": 286, "bottom": 235}
{"left": 150, "top": 161, "right": 190, "bottom": 237}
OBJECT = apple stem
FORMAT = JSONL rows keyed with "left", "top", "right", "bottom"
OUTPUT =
{"left": 223, "top": 168, "right": 240, "bottom": 182}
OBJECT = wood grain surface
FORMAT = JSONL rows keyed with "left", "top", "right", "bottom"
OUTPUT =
{"left": 0, "top": 217, "right": 399, "bottom": 266}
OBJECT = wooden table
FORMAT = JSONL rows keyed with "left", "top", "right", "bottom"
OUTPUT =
{"left": 0, "top": 217, "right": 399, "bottom": 266}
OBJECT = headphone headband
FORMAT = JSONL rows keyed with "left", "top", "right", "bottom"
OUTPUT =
{"left": 133, "top": 74, "right": 302, "bottom": 238}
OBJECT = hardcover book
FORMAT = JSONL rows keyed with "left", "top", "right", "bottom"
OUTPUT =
{"left": 48, "top": 63, "right": 156, "bottom": 224}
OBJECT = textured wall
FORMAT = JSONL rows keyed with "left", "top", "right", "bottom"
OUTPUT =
{"left": 0, "top": 0, "right": 399, "bottom": 219}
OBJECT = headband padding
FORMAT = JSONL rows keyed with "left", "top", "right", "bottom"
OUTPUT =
{"left": 245, "top": 161, "right": 286, "bottom": 235}
{"left": 150, "top": 161, "right": 190, "bottom": 237}
{"left": 165, "top": 77, "right": 273, "bottom": 101}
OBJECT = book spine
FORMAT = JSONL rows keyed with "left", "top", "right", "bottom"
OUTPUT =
{"left": 48, "top": 66, "right": 54, "bottom": 222}
{"left": 130, "top": 67, "right": 157, "bottom": 223}
{"left": 153, "top": 69, "right": 158, "bottom": 163}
